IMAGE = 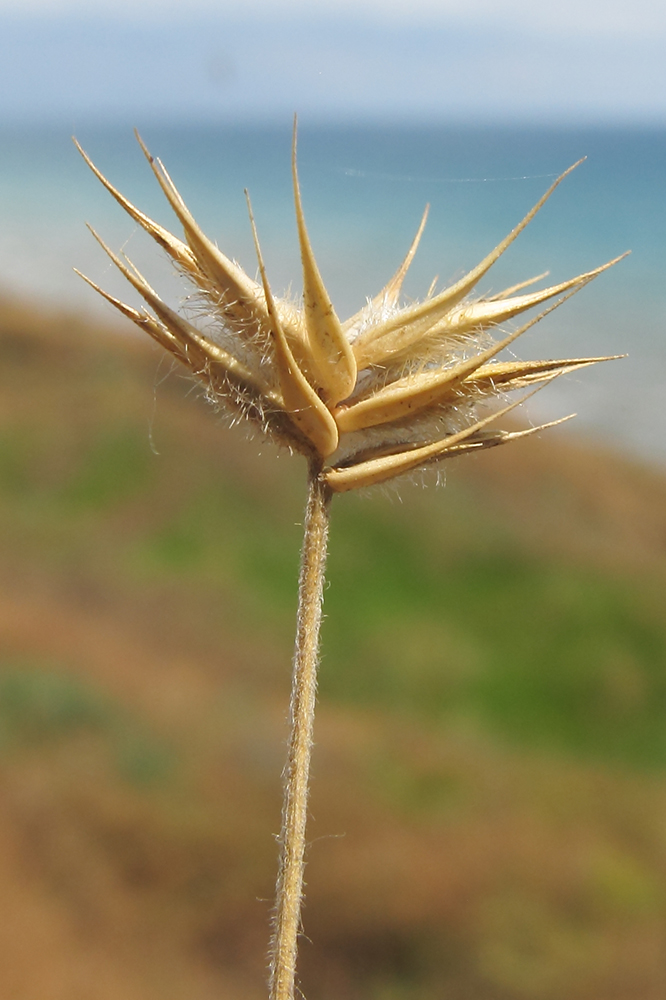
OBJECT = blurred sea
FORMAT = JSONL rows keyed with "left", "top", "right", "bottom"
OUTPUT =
{"left": 0, "top": 123, "right": 664, "bottom": 464}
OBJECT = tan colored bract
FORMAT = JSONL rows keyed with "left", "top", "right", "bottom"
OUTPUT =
{"left": 74, "top": 126, "right": 626, "bottom": 1000}
{"left": 74, "top": 124, "right": 625, "bottom": 490}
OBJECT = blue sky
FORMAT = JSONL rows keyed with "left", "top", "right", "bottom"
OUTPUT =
{"left": 1, "top": 0, "right": 665, "bottom": 123}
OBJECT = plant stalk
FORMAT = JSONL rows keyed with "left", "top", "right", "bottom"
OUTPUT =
{"left": 269, "top": 464, "right": 332, "bottom": 1000}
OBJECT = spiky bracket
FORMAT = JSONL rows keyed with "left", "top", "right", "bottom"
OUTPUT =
{"left": 74, "top": 121, "right": 626, "bottom": 492}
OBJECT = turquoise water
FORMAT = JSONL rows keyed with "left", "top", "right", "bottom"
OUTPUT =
{"left": 0, "top": 123, "right": 664, "bottom": 464}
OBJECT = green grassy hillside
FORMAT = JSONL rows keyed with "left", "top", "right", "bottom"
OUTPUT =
{"left": 1, "top": 295, "right": 666, "bottom": 999}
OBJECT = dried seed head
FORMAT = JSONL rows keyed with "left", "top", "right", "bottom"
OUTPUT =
{"left": 74, "top": 124, "right": 626, "bottom": 492}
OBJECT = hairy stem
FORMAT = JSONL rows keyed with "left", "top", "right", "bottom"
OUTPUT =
{"left": 269, "top": 465, "right": 332, "bottom": 1000}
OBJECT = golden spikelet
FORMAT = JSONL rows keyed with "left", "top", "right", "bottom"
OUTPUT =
{"left": 73, "top": 123, "right": 627, "bottom": 1000}
{"left": 74, "top": 122, "right": 626, "bottom": 491}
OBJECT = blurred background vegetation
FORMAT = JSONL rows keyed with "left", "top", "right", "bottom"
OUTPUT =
{"left": 1, "top": 296, "right": 666, "bottom": 999}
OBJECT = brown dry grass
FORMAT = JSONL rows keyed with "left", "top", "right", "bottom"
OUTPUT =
{"left": 1, "top": 295, "right": 666, "bottom": 999}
